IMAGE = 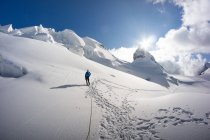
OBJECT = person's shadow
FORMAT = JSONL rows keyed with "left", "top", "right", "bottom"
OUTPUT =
{"left": 50, "top": 84, "right": 87, "bottom": 89}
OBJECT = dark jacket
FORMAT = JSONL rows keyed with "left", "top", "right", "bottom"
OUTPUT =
{"left": 85, "top": 71, "right": 91, "bottom": 78}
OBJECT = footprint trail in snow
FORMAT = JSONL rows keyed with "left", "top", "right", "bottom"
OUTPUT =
{"left": 87, "top": 79, "right": 210, "bottom": 140}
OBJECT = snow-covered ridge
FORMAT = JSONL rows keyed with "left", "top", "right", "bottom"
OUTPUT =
{"left": 0, "top": 24, "right": 116, "bottom": 60}
{"left": 130, "top": 48, "right": 178, "bottom": 87}
{"left": 199, "top": 62, "right": 210, "bottom": 81}
{"left": 0, "top": 24, "right": 177, "bottom": 87}
{"left": 199, "top": 62, "right": 210, "bottom": 75}
{"left": 83, "top": 37, "right": 117, "bottom": 61}
{"left": 133, "top": 48, "right": 155, "bottom": 61}
{"left": 52, "top": 29, "right": 85, "bottom": 47}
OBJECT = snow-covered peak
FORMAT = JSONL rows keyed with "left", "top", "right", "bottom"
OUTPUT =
{"left": 12, "top": 25, "right": 55, "bottom": 43}
{"left": 133, "top": 48, "right": 155, "bottom": 61}
{"left": 200, "top": 68, "right": 210, "bottom": 81}
{"left": 205, "top": 62, "right": 210, "bottom": 68}
{"left": 83, "top": 37, "right": 103, "bottom": 49}
{"left": 0, "top": 24, "right": 13, "bottom": 33}
{"left": 6, "top": 25, "right": 84, "bottom": 45}
{"left": 83, "top": 36, "right": 117, "bottom": 62}
{"left": 52, "top": 29, "right": 85, "bottom": 47}
{"left": 199, "top": 62, "right": 210, "bottom": 75}
{"left": 131, "top": 48, "right": 177, "bottom": 87}
{"left": 19, "top": 25, "right": 50, "bottom": 36}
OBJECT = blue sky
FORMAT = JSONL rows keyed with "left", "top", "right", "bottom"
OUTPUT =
{"left": 0, "top": 0, "right": 181, "bottom": 49}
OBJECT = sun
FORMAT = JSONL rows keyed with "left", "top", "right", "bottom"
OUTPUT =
{"left": 137, "top": 35, "right": 157, "bottom": 51}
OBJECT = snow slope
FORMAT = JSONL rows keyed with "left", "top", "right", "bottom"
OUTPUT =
{"left": 126, "top": 48, "right": 178, "bottom": 87}
{"left": 200, "top": 69, "right": 210, "bottom": 81}
{"left": 83, "top": 37, "right": 120, "bottom": 66}
{"left": 0, "top": 24, "right": 13, "bottom": 33}
{"left": 0, "top": 24, "right": 178, "bottom": 87}
{"left": 0, "top": 32, "right": 210, "bottom": 140}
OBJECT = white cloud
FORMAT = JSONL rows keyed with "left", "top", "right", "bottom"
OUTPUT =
{"left": 147, "top": 0, "right": 167, "bottom": 4}
{"left": 159, "top": 60, "right": 181, "bottom": 74}
{"left": 149, "top": 0, "right": 210, "bottom": 76}
{"left": 156, "top": 22, "right": 210, "bottom": 54}
{"left": 151, "top": 51, "right": 206, "bottom": 76}
{"left": 178, "top": 54, "right": 206, "bottom": 76}
{"left": 149, "top": 0, "right": 210, "bottom": 26}
{"left": 173, "top": 0, "right": 210, "bottom": 26}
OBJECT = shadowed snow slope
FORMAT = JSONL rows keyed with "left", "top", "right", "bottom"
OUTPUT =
{"left": 0, "top": 55, "right": 27, "bottom": 78}
{"left": 200, "top": 69, "right": 210, "bottom": 81}
{"left": 0, "top": 32, "right": 210, "bottom": 140}
{"left": 199, "top": 62, "right": 210, "bottom": 80}
{"left": 199, "top": 63, "right": 210, "bottom": 74}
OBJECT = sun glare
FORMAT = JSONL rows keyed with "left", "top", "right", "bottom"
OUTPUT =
{"left": 137, "top": 35, "right": 157, "bottom": 51}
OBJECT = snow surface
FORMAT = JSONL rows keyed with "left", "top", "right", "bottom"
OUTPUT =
{"left": 200, "top": 69, "right": 210, "bottom": 81}
{"left": 198, "top": 62, "right": 210, "bottom": 81}
{"left": 0, "top": 31, "right": 210, "bottom": 140}
{"left": 0, "top": 55, "right": 27, "bottom": 78}
{"left": 133, "top": 48, "right": 155, "bottom": 61}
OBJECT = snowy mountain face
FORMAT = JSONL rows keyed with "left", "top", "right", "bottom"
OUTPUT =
{"left": 51, "top": 29, "right": 86, "bottom": 56}
{"left": 132, "top": 48, "right": 166, "bottom": 79}
{"left": 83, "top": 37, "right": 119, "bottom": 66}
{"left": 125, "top": 48, "right": 178, "bottom": 87}
{"left": 199, "top": 62, "right": 210, "bottom": 80}
{"left": 0, "top": 24, "right": 178, "bottom": 87}
{"left": 12, "top": 25, "right": 55, "bottom": 43}
{"left": 1, "top": 31, "right": 210, "bottom": 140}
{"left": 133, "top": 48, "right": 155, "bottom": 61}
{"left": 201, "top": 69, "right": 210, "bottom": 81}
{"left": 0, "top": 24, "right": 114, "bottom": 60}
{"left": 199, "top": 62, "right": 210, "bottom": 75}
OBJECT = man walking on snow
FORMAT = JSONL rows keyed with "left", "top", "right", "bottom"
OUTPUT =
{"left": 85, "top": 70, "right": 91, "bottom": 86}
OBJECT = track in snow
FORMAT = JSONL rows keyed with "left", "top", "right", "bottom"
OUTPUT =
{"left": 87, "top": 79, "right": 210, "bottom": 140}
